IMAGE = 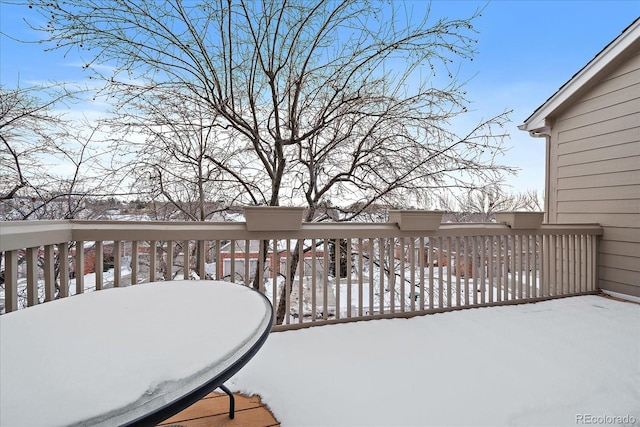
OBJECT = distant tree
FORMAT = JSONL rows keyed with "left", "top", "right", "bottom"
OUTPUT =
{"left": 0, "top": 85, "right": 128, "bottom": 220}
{"left": 107, "top": 88, "right": 234, "bottom": 222}
{"left": 25, "top": 0, "right": 516, "bottom": 323}
{"left": 0, "top": 84, "right": 128, "bottom": 307}
{"left": 438, "top": 185, "right": 544, "bottom": 222}
{"left": 1, "top": 85, "right": 67, "bottom": 205}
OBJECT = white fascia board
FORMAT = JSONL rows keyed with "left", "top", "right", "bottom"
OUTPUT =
{"left": 519, "top": 19, "right": 640, "bottom": 134}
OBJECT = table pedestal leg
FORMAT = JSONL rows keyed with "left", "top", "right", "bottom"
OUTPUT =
{"left": 218, "top": 384, "right": 235, "bottom": 419}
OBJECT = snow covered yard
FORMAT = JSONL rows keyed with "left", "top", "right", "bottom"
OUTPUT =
{"left": 228, "top": 295, "right": 640, "bottom": 426}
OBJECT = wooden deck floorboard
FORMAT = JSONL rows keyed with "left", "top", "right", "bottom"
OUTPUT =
{"left": 157, "top": 392, "right": 280, "bottom": 427}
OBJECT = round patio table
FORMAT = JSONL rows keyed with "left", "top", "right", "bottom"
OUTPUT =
{"left": 0, "top": 280, "right": 273, "bottom": 427}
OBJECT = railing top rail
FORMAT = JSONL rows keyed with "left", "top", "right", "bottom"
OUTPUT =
{"left": 0, "top": 219, "right": 604, "bottom": 251}
{"left": 0, "top": 220, "right": 73, "bottom": 252}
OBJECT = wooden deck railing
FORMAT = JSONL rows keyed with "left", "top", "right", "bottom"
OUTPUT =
{"left": 0, "top": 220, "right": 603, "bottom": 330}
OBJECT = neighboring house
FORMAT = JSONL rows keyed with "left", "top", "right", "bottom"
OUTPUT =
{"left": 519, "top": 18, "right": 640, "bottom": 298}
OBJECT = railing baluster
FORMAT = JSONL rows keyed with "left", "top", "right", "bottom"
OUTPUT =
{"left": 471, "top": 236, "right": 476, "bottom": 304}
{"left": 494, "top": 236, "right": 501, "bottom": 302}
{"left": 196, "top": 240, "right": 205, "bottom": 280}
{"left": 131, "top": 241, "right": 139, "bottom": 285}
{"left": 478, "top": 236, "right": 485, "bottom": 304}
{"left": 378, "top": 238, "right": 386, "bottom": 314}
{"left": 285, "top": 239, "right": 291, "bottom": 324}
{"left": 418, "top": 237, "right": 425, "bottom": 311}
{"left": 515, "top": 235, "right": 520, "bottom": 299}
{"left": 228, "top": 239, "right": 235, "bottom": 282}
{"left": 310, "top": 239, "right": 317, "bottom": 322}
{"left": 26, "top": 247, "right": 38, "bottom": 304}
{"left": 556, "top": 235, "right": 563, "bottom": 296}
{"left": 590, "top": 235, "right": 597, "bottom": 291}
{"left": 346, "top": 238, "right": 353, "bottom": 318}
{"left": 335, "top": 239, "right": 341, "bottom": 320}
{"left": 75, "top": 241, "right": 84, "bottom": 294}
{"left": 272, "top": 239, "right": 278, "bottom": 323}
{"left": 368, "top": 238, "right": 374, "bottom": 315}
{"left": 445, "top": 236, "right": 452, "bottom": 307}
{"left": 297, "top": 239, "right": 304, "bottom": 324}
{"left": 5, "top": 250, "right": 19, "bottom": 312}
{"left": 428, "top": 236, "right": 434, "bottom": 310}
{"left": 257, "top": 239, "right": 264, "bottom": 293}
{"left": 214, "top": 240, "right": 221, "bottom": 281}
{"left": 95, "top": 241, "right": 104, "bottom": 290}
{"left": 454, "top": 236, "right": 461, "bottom": 306}
{"left": 508, "top": 235, "right": 516, "bottom": 300}
{"left": 149, "top": 240, "right": 157, "bottom": 282}
{"left": 563, "top": 235, "right": 570, "bottom": 294}
{"left": 463, "top": 236, "right": 470, "bottom": 305}
{"left": 549, "top": 235, "right": 556, "bottom": 296}
{"left": 409, "top": 238, "right": 416, "bottom": 311}
{"left": 569, "top": 235, "right": 575, "bottom": 293}
{"left": 541, "top": 235, "right": 549, "bottom": 297}
{"left": 113, "top": 241, "right": 122, "bottom": 287}
{"left": 437, "top": 236, "right": 443, "bottom": 308}
{"left": 388, "top": 237, "right": 395, "bottom": 313}
{"left": 574, "top": 234, "right": 580, "bottom": 293}
{"left": 44, "top": 245, "right": 55, "bottom": 302}
{"left": 323, "top": 239, "right": 329, "bottom": 321}
{"left": 579, "top": 234, "right": 586, "bottom": 292}
{"left": 183, "top": 240, "right": 190, "bottom": 280}
{"left": 244, "top": 240, "right": 250, "bottom": 286}
{"left": 59, "top": 244, "right": 69, "bottom": 298}
{"left": 531, "top": 235, "right": 538, "bottom": 298}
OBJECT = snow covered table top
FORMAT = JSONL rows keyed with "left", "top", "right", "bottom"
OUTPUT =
{"left": 0, "top": 280, "right": 273, "bottom": 427}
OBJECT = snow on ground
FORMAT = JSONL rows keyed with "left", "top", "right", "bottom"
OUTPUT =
{"left": 228, "top": 295, "right": 640, "bottom": 427}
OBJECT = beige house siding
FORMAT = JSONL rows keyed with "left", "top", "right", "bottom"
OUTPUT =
{"left": 547, "top": 50, "right": 640, "bottom": 296}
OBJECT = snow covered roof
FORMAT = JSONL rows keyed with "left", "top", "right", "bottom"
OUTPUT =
{"left": 519, "top": 17, "right": 640, "bottom": 136}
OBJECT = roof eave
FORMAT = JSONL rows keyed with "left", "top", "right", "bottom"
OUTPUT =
{"left": 519, "top": 18, "right": 640, "bottom": 134}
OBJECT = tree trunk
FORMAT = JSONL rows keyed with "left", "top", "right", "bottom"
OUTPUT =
{"left": 274, "top": 209, "right": 314, "bottom": 324}
{"left": 275, "top": 239, "right": 301, "bottom": 325}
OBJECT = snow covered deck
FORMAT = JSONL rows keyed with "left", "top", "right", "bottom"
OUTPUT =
{"left": 225, "top": 295, "right": 639, "bottom": 426}
{"left": 159, "top": 295, "right": 639, "bottom": 427}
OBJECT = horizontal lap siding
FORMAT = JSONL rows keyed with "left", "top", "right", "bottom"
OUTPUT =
{"left": 550, "top": 50, "right": 640, "bottom": 297}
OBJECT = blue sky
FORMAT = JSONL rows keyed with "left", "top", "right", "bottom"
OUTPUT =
{"left": 1, "top": 0, "right": 639, "bottom": 194}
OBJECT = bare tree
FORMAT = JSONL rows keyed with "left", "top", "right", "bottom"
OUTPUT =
{"left": 107, "top": 88, "right": 236, "bottom": 222}
{"left": 1, "top": 85, "right": 68, "bottom": 204}
{"left": 438, "top": 185, "right": 545, "bottom": 222}
{"left": 26, "top": 0, "right": 514, "bottom": 212}
{"left": 1, "top": 84, "right": 129, "bottom": 220}
{"left": 24, "top": 0, "right": 518, "bottom": 322}
{"left": 0, "top": 84, "right": 129, "bottom": 308}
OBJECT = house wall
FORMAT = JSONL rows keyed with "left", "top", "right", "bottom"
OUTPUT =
{"left": 547, "top": 48, "right": 640, "bottom": 296}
